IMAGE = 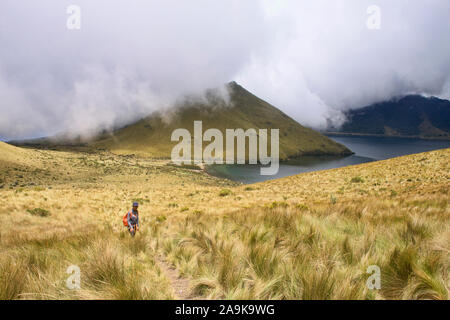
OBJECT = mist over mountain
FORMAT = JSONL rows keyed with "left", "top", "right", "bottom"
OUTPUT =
{"left": 12, "top": 82, "right": 351, "bottom": 159}
{"left": 1, "top": 1, "right": 450, "bottom": 140}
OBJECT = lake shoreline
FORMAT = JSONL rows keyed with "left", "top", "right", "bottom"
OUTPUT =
{"left": 204, "top": 136, "right": 450, "bottom": 184}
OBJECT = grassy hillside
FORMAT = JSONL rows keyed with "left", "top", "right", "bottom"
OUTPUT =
{"left": 0, "top": 142, "right": 49, "bottom": 189}
{"left": 0, "top": 141, "right": 31, "bottom": 166}
{"left": 89, "top": 82, "right": 351, "bottom": 159}
{"left": 0, "top": 142, "right": 448, "bottom": 300}
{"left": 334, "top": 95, "right": 450, "bottom": 139}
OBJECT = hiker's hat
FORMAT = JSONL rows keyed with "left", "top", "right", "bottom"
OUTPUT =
{"left": 133, "top": 202, "right": 139, "bottom": 207}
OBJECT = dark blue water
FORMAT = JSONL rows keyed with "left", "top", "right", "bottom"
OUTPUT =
{"left": 205, "top": 136, "right": 450, "bottom": 184}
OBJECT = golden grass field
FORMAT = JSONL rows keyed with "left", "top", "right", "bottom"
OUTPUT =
{"left": 0, "top": 141, "right": 448, "bottom": 300}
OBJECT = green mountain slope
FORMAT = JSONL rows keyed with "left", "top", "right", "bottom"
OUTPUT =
{"left": 91, "top": 82, "right": 351, "bottom": 159}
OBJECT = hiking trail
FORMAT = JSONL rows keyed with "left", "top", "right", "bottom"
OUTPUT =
{"left": 156, "top": 255, "right": 194, "bottom": 300}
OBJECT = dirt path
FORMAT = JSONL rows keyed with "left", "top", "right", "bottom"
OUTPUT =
{"left": 156, "top": 255, "right": 194, "bottom": 300}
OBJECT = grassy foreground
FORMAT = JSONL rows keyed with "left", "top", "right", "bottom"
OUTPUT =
{"left": 0, "top": 142, "right": 448, "bottom": 299}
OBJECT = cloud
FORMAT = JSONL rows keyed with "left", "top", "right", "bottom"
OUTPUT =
{"left": 0, "top": 0, "right": 268, "bottom": 139}
{"left": 0, "top": 0, "right": 449, "bottom": 139}
{"left": 238, "top": 0, "right": 450, "bottom": 129}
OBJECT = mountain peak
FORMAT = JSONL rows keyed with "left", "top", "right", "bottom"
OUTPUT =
{"left": 11, "top": 83, "right": 352, "bottom": 158}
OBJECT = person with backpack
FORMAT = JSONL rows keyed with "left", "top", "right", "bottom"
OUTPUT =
{"left": 123, "top": 202, "right": 140, "bottom": 237}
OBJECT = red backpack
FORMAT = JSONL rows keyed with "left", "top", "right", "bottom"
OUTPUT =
{"left": 122, "top": 212, "right": 129, "bottom": 227}
{"left": 123, "top": 210, "right": 138, "bottom": 227}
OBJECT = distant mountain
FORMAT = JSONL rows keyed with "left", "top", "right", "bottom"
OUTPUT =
{"left": 12, "top": 82, "right": 351, "bottom": 160}
{"left": 328, "top": 95, "right": 450, "bottom": 139}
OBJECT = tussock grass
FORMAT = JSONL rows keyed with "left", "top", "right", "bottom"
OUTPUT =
{"left": 219, "top": 189, "right": 232, "bottom": 197}
{"left": 0, "top": 225, "right": 172, "bottom": 299}
{"left": 1, "top": 144, "right": 448, "bottom": 300}
{"left": 26, "top": 208, "right": 51, "bottom": 217}
{"left": 0, "top": 258, "right": 27, "bottom": 300}
{"left": 162, "top": 194, "right": 449, "bottom": 299}
{"left": 84, "top": 243, "right": 127, "bottom": 288}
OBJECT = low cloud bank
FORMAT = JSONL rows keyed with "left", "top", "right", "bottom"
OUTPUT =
{"left": 1, "top": 1, "right": 449, "bottom": 140}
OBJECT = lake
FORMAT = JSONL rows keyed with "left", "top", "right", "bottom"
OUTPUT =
{"left": 205, "top": 135, "right": 450, "bottom": 184}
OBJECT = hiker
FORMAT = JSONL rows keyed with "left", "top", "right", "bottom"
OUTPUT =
{"left": 124, "top": 202, "right": 140, "bottom": 237}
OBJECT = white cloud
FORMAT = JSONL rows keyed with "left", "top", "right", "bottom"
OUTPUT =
{"left": 0, "top": 0, "right": 449, "bottom": 139}
{"left": 238, "top": 0, "right": 450, "bottom": 128}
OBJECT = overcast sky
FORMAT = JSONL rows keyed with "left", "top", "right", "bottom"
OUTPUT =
{"left": 1, "top": 0, "right": 449, "bottom": 140}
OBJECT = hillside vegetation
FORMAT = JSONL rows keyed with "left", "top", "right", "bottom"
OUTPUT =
{"left": 0, "top": 143, "right": 448, "bottom": 299}
{"left": 0, "top": 141, "right": 32, "bottom": 167}
{"left": 93, "top": 82, "right": 351, "bottom": 159}
{"left": 12, "top": 82, "right": 351, "bottom": 159}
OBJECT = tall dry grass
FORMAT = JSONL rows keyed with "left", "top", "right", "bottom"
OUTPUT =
{"left": 1, "top": 146, "right": 448, "bottom": 300}
{"left": 162, "top": 193, "right": 449, "bottom": 300}
{"left": 0, "top": 223, "right": 173, "bottom": 299}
